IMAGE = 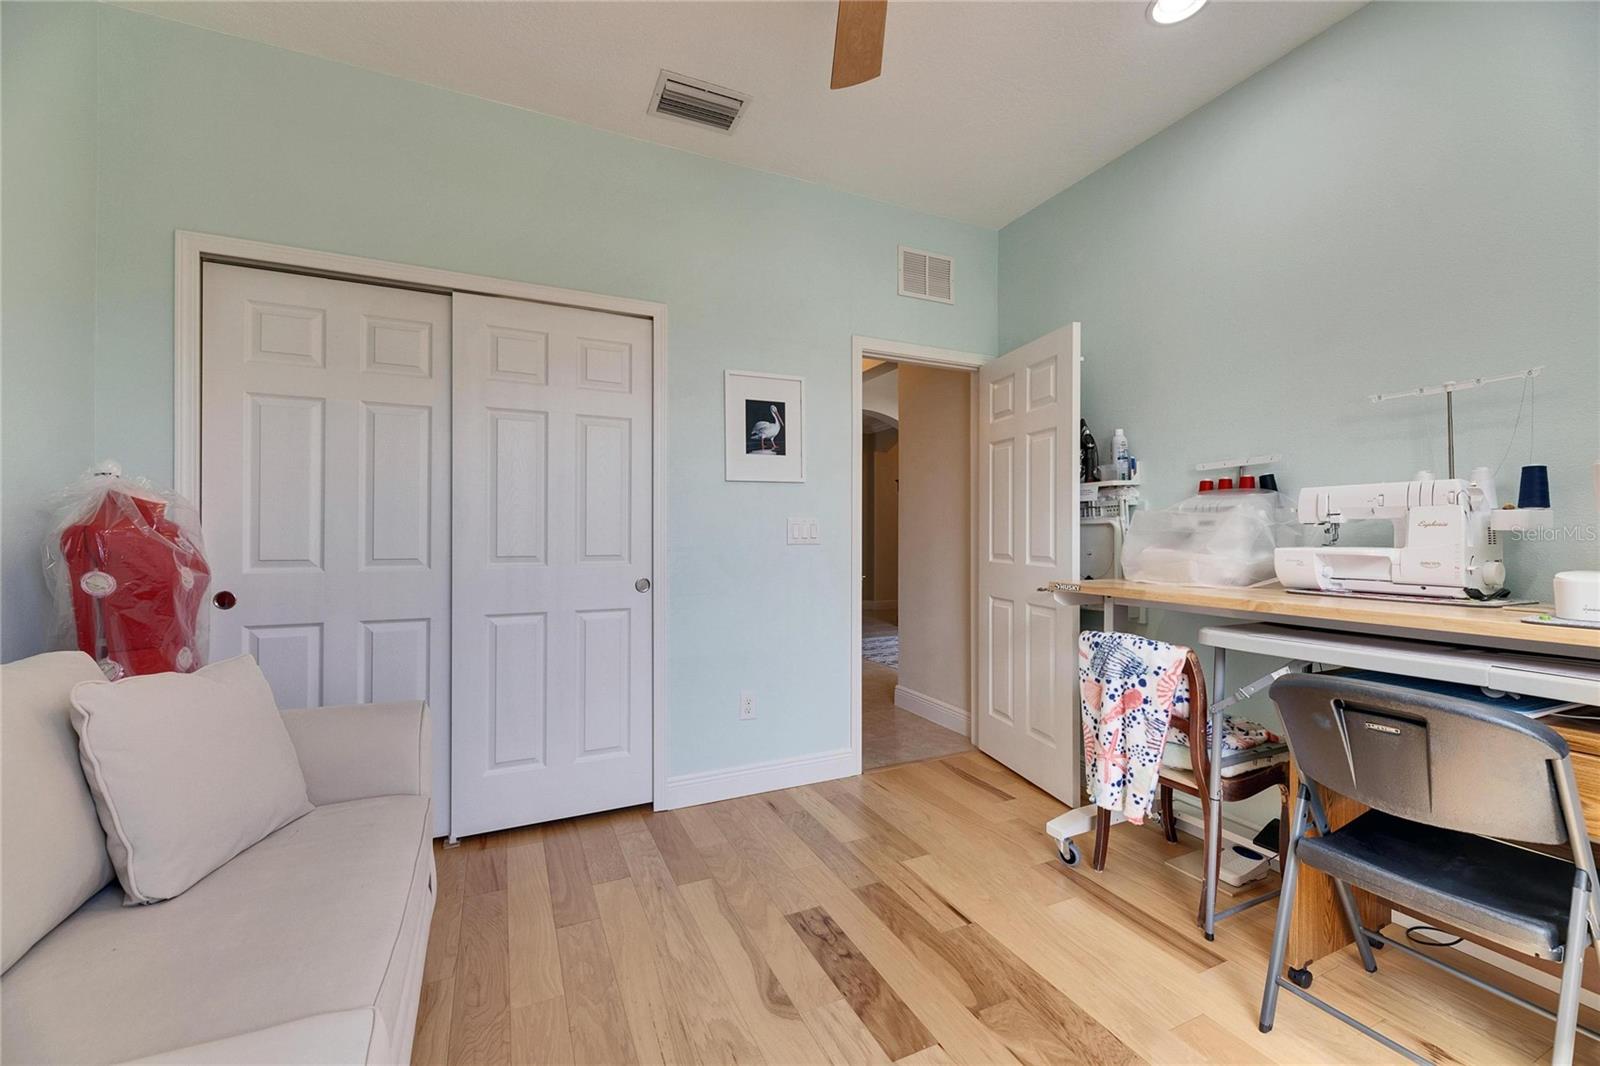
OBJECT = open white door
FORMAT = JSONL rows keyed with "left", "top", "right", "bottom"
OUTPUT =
{"left": 450, "top": 293, "right": 654, "bottom": 838}
{"left": 976, "top": 324, "right": 1081, "bottom": 803}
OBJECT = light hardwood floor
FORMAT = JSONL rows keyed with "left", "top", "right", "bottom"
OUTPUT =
{"left": 414, "top": 752, "right": 1600, "bottom": 1065}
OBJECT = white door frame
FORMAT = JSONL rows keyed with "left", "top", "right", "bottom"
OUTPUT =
{"left": 850, "top": 335, "right": 987, "bottom": 764}
{"left": 173, "top": 230, "right": 671, "bottom": 821}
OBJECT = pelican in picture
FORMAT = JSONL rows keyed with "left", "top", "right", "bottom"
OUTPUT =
{"left": 749, "top": 404, "right": 783, "bottom": 453}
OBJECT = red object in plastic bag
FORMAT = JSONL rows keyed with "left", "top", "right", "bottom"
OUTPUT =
{"left": 53, "top": 481, "right": 210, "bottom": 678}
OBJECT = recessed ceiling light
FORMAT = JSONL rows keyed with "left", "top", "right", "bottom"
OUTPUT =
{"left": 1147, "top": 0, "right": 1208, "bottom": 25}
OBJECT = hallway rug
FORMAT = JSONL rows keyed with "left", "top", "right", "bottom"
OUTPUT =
{"left": 862, "top": 634, "right": 900, "bottom": 668}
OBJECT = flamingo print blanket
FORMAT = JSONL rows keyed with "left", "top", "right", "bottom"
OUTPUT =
{"left": 1078, "top": 631, "right": 1192, "bottom": 823}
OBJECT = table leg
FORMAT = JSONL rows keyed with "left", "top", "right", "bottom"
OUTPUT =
{"left": 1203, "top": 645, "right": 1226, "bottom": 940}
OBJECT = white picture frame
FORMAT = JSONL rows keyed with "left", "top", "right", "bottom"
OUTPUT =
{"left": 725, "top": 370, "right": 805, "bottom": 482}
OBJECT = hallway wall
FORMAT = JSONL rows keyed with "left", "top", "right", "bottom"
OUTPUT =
{"left": 863, "top": 430, "right": 900, "bottom": 605}
{"left": 895, "top": 366, "right": 971, "bottom": 719}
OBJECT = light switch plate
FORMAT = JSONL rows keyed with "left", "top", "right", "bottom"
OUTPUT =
{"left": 786, "top": 517, "right": 820, "bottom": 545}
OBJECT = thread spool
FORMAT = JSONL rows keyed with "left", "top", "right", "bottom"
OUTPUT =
{"left": 1518, "top": 465, "right": 1551, "bottom": 509}
{"left": 1469, "top": 465, "right": 1497, "bottom": 510}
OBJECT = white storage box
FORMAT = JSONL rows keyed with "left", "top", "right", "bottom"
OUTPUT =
{"left": 1123, "top": 491, "right": 1298, "bottom": 588}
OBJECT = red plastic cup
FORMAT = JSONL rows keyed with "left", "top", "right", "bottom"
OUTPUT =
{"left": 1198, "top": 479, "right": 1215, "bottom": 492}
{"left": 1218, "top": 477, "right": 1235, "bottom": 490}
{"left": 1240, "top": 475, "right": 1257, "bottom": 489}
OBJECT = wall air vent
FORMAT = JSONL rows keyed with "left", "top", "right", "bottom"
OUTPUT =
{"left": 649, "top": 71, "right": 749, "bottom": 133}
{"left": 898, "top": 247, "right": 954, "bottom": 304}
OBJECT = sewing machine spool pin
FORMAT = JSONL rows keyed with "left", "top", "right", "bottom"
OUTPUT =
{"left": 1368, "top": 365, "right": 1543, "bottom": 482}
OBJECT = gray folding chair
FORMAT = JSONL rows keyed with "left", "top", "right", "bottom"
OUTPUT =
{"left": 1260, "top": 671, "right": 1600, "bottom": 1066}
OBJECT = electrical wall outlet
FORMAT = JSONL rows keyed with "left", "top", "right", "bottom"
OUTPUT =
{"left": 739, "top": 691, "right": 756, "bottom": 720}
{"left": 786, "top": 518, "right": 820, "bottom": 545}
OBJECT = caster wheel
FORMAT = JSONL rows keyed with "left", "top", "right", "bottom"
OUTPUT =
{"left": 1287, "top": 966, "right": 1313, "bottom": 989}
{"left": 1058, "top": 839, "right": 1081, "bottom": 867}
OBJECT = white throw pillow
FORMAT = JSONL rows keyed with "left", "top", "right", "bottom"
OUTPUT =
{"left": 69, "top": 655, "right": 313, "bottom": 904}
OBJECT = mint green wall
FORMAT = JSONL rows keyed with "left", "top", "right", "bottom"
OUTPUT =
{"left": 38, "top": 6, "right": 998, "bottom": 780}
{"left": 8, "top": 0, "right": 1592, "bottom": 811}
{"left": 999, "top": 0, "right": 1598, "bottom": 833}
{"left": 1002, "top": 1, "right": 1599, "bottom": 600}
{"left": 1, "top": 3, "right": 99, "bottom": 661}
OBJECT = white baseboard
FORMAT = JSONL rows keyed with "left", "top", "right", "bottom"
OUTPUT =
{"left": 656, "top": 747, "right": 858, "bottom": 810}
{"left": 893, "top": 685, "right": 969, "bottom": 735}
{"left": 864, "top": 599, "right": 898, "bottom": 611}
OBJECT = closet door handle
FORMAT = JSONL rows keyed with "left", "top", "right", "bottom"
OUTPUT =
{"left": 213, "top": 590, "right": 237, "bottom": 610}
{"left": 635, "top": 578, "right": 651, "bottom": 593}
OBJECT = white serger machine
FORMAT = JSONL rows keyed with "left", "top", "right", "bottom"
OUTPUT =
{"left": 1274, "top": 477, "right": 1507, "bottom": 600}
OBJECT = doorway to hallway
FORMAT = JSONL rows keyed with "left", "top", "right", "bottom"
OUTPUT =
{"left": 858, "top": 351, "right": 975, "bottom": 771}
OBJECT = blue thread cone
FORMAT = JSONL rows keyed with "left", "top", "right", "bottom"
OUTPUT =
{"left": 1517, "top": 465, "right": 1551, "bottom": 509}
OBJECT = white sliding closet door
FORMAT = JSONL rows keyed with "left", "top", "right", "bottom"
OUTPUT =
{"left": 450, "top": 293, "right": 654, "bottom": 838}
{"left": 201, "top": 263, "right": 452, "bottom": 831}
{"left": 975, "top": 324, "right": 1081, "bottom": 803}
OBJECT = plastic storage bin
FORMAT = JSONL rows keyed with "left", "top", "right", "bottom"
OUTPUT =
{"left": 1123, "top": 491, "right": 1298, "bottom": 588}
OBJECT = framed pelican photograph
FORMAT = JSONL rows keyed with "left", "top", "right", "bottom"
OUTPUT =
{"left": 724, "top": 370, "right": 805, "bottom": 482}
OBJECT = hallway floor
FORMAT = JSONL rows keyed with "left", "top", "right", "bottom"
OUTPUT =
{"left": 862, "top": 610, "right": 972, "bottom": 772}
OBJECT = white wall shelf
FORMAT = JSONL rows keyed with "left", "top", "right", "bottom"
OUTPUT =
{"left": 1196, "top": 455, "right": 1280, "bottom": 472}
{"left": 1489, "top": 507, "right": 1554, "bottom": 532}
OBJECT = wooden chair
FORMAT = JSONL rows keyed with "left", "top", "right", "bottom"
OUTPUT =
{"left": 1090, "top": 650, "right": 1289, "bottom": 928}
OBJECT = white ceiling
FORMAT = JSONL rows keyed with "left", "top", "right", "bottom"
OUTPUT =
{"left": 123, "top": 0, "right": 1363, "bottom": 227}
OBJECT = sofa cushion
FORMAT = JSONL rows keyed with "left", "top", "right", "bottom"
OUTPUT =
{"left": 69, "top": 654, "right": 314, "bottom": 904}
{"left": 1, "top": 651, "right": 115, "bottom": 972}
{"left": 0, "top": 794, "right": 434, "bottom": 1065}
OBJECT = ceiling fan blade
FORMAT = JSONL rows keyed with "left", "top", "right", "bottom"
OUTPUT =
{"left": 831, "top": 0, "right": 887, "bottom": 89}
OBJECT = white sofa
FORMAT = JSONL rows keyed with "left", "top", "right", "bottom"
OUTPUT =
{"left": 1, "top": 651, "right": 435, "bottom": 1065}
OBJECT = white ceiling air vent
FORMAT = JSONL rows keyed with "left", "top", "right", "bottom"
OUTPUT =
{"left": 898, "top": 246, "right": 954, "bottom": 304}
{"left": 649, "top": 71, "right": 749, "bottom": 134}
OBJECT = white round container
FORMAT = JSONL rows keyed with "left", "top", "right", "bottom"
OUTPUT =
{"left": 1553, "top": 570, "right": 1600, "bottom": 624}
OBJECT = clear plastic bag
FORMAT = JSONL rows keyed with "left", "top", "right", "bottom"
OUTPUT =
{"left": 1123, "top": 490, "right": 1300, "bottom": 588}
{"left": 42, "top": 462, "right": 211, "bottom": 680}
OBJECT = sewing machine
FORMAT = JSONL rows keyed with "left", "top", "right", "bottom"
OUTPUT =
{"left": 1274, "top": 477, "right": 1507, "bottom": 600}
